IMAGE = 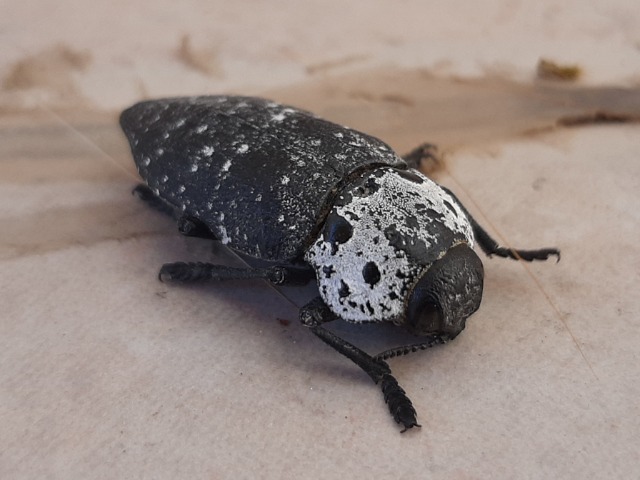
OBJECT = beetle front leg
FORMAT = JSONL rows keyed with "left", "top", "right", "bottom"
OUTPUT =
{"left": 300, "top": 297, "right": 420, "bottom": 432}
{"left": 159, "top": 262, "right": 315, "bottom": 285}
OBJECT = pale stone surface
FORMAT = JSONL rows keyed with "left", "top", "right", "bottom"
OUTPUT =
{"left": 1, "top": 2, "right": 639, "bottom": 478}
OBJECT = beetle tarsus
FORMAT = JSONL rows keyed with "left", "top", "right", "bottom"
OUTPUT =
{"left": 498, "top": 247, "right": 560, "bottom": 262}
{"left": 381, "top": 374, "right": 421, "bottom": 432}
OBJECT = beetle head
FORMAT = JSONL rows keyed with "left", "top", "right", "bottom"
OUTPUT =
{"left": 406, "top": 244, "right": 483, "bottom": 336}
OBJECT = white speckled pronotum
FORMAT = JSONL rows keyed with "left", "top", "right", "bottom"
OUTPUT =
{"left": 305, "top": 167, "right": 473, "bottom": 323}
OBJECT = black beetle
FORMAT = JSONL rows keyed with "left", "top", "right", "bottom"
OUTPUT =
{"left": 120, "top": 96, "right": 559, "bottom": 432}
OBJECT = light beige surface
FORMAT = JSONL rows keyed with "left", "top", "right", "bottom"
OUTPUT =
{"left": 2, "top": 2, "right": 640, "bottom": 479}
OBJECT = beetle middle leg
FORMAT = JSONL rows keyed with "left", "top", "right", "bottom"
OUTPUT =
{"left": 159, "top": 262, "right": 315, "bottom": 285}
{"left": 300, "top": 297, "right": 420, "bottom": 432}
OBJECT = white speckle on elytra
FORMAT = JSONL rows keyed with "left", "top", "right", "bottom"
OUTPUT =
{"left": 195, "top": 125, "right": 208, "bottom": 133}
{"left": 177, "top": 185, "right": 186, "bottom": 193}
{"left": 271, "top": 112, "right": 286, "bottom": 122}
{"left": 201, "top": 145, "right": 214, "bottom": 156}
{"left": 311, "top": 139, "right": 322, "bottom": 146}
{"left": 255, "top": 193, "right": 262, "bottom": 202}
{"left": 221, "top": 159, "right": 232, "bottom": 172}
{"left": 237, "top": 144, "right": 249, "bottom": 154}
{"left": 162, "top": 132, "right": 170, "bottom": 139}
{"left": 278, "top": 214, "right": 285, "bottom": 223}
{"left": 334, "top": 132, "right": 344, "bottom": 138}
{"left": 141, "top": 156, "right": 151, "bottom": 167}
{"left": 190, "top": 164, "right": 198, "bottom": 172}
{"left": 161, "top": 175, "right": 169, "bottom": 183}
{"left": 156, "top": 148, "right": 164, "bottom": 156}
{"left": 219, "top": 225, "right": 231, "bottom": 244}
{"left": 174, "top": 118, "right": 186, "bottom": 128}
{"left": 281, "top": 175, "right": 290, "bottom": 185}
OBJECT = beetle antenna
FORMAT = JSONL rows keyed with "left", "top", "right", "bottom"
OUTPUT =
{"left": 374, "top": 334, "right": 451, "bottom": 361}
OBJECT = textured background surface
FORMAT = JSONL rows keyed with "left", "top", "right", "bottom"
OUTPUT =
{"left": 2, "top": 2, "right": 639, "bottom": 478}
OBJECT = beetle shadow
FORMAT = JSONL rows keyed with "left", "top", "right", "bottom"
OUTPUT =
{"left": 141, "top": 212, "right": 444, "bottom": 385}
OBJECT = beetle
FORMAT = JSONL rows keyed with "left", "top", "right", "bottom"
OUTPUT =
{"left": 120, "top": 96, "right": 559, "bottom": 432}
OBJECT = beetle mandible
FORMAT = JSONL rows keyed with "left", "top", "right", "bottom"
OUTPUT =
{"left": 120, "top": 96, "right": 559, "bottom": 432}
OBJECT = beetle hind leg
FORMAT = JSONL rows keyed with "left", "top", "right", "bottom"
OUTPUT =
{"left": 300, "top": 297, "right": 420, "bottom": 432}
